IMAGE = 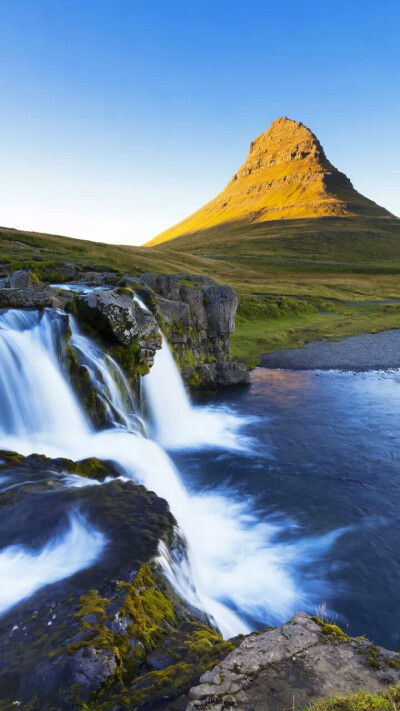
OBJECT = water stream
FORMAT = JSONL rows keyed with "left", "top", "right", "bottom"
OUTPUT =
{"left": 0, "top": 307, "right": 350, "bottom": 638}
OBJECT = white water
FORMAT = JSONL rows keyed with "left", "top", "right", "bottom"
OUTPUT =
{"left": 69, "top": 318, "right": 144, "bottom": 431}
{"left": 143, "top": 336, "right": 252, "bottom": 451}
{"left": 0, "top": 307, "right": 346, "bottom": 637}
{"left": 0, "top": 513, "right": 105, "bottom": 615}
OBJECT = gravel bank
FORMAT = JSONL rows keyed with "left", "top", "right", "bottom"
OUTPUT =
{"left": 260, "top": 329, "right": 400, "bottom": 370}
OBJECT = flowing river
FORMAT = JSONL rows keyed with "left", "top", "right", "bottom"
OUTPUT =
{"left": 0, "top": 307, "right": 399, "bottom": 648}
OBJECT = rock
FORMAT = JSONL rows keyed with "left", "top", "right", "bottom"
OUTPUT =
{"left": 217, "top": 361, "right": 251, "bottom": 386}
{"left": 73, "top": 287, "right": 162, "bottom": 380}
{"left": 140, "top": 273, "right": 181, "bottom": 301}
{"left": 179, "top": 286, "right": 208, "bottom": 330}
{"left": 6, "top": 269, "right": 33, "bottom": 288}
{"left": 70, "top": 646, "right": 117, "bottom": 690}
{"left": 79, "top": 272, "right": 249, "bottom": 390}
{"left": 203, "top": 285, "right": 238, "bottom": 335}
{"left": 54, "top": 262, "right": 76, "bottom": 280}
{"left": 153, "top": 279, "right": 249, "bottom": 389}
{"left": 0, "top": 287, "right": 63, "bottom": 309}
{"left": 187, "top": 613, "right": 400, "bottom": 711}
{"left": 157, "top": 296, "right": 191, "bottom": 330}
{"left": 0, "top": 451, "right": 177, "bottom": 710}
{"left": 76, "top": 270, "right": 119, "bottom": 286}
{"left": 75, "top": 288, "right": 159, "bottom": 347}
{"left": 0, "top": 262, "right": 249, "bottom": 391}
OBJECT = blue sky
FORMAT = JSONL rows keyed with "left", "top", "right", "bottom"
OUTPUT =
{"left": 0, "top": 0, "right": 398, "bottom": 245}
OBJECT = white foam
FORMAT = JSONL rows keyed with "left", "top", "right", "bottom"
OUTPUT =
{"left": 0, "top": 307, "right": 346, "bottom": 636}
{"left": 0, "top": 513, "right": 106, "bottom": 615}
{"left": 143, "top": 337, "right": 253, "bottom": 450}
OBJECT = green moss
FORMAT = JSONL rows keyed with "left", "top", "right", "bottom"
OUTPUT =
{"left": 200, "top": 353, "right": 216, "bottom": 363}
{"left": 64, "top": 457, "right": 117, "bottom": 481}
{"left": 108, "top": 340, "right": 150, "bottom": 381}
{"left": 124, "top": 625, "right": 235, "bottom": 707}
{"left": 189, "top": 325, "right": 199, "bottom": 345}
{"left": 181, "top": 349, "right": 198, "bottom": 369}
{"left": 188, "top": 368, "right": 205, "bottom": 388}
{"left": 119, "top": 564, "right": 176, "bottom": 651}
{"left": 63, "top": 564, "right": 237, "bottom": 710}
{"left": 74, "top": 590, "right": 110, "bottom": 623}
{"left": 388, "top": 658, "right": 399, "bottom": 668}
{"left": 0, "top": 450, "right": 23, "bottom": 468}
{"left": 115, "top": 286, "right": 134, "bottom": 297}
{"left": 178, "top": 277, "right": 196, "bottom": 288}
{"left": 364, "top": 645, "right": 384, "bottom": 670}
{"left": 321, "top": 624, "right": 348, "bottom": 640}
{"left": 304, "top": 683, "right": 400, "bottom": 711}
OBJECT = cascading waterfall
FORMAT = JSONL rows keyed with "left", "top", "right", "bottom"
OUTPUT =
{"left": 143, "top": 336, "right": 252, "bottom": 450}
{"left": 0, "top": 306, "right": 347, "bottom": 637}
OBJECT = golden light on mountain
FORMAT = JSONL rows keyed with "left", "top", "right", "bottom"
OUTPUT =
{"left": 146, "top": 117, "right": 392, "bottom": 248}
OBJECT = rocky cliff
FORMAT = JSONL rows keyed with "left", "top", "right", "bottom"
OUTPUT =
{"left": 0, "top": 266, "right": 250, "bottom": 399}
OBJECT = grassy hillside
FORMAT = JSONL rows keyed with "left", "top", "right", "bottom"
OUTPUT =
{"left": 3, "top": 223, "right": 400, "bottom": 369}
{"left": 145, "top": 216, "right": 400, "bottom": 263}
{"left": 0, "top": 225, "right": 221, "bottom": 277}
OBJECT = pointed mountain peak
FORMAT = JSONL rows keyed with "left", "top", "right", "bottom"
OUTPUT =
{"left": 147, "top": 117, "right": 392, "bottom": 247}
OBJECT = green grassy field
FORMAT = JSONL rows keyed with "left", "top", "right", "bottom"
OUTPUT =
{"left": 231, "top": 294, "right": 400, "bottom": 367}
{"left": 2, "top": 222, "right": 400, "bottom": 368}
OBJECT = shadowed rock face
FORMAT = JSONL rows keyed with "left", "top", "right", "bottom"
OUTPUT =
{"left": 187, "top": 612, "right": 400, "bottom": 711}
{"left": 136, "top": 273, "right": 250, "bottom": 388}
{"left": 147, "top": 116, "right": 392, "bottom": 247}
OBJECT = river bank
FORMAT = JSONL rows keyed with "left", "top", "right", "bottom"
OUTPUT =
{"left": 260, "top": 329, "right": 400, "bottom": 370}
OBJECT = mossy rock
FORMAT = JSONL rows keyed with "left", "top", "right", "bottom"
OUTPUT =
{"left": 65, "top": 344, "right": 109, "bottom": 428}
{"left": 108, "top": 340, "right": 150, "bottom": 383}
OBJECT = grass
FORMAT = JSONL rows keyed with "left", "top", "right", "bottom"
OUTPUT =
{"left": 3, "top": 222, "right": 400, "bottom": 368}
{"left": 146, "top": 216, "right": 400, "bottom": 265}
{"left": 231, "top": 295, "right": 400, "bottom": 367}
{"left": 304, "top": 683, "right": 400, "bottom": 711}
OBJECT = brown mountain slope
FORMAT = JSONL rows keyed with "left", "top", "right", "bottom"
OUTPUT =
{"left": 146, "top": 117, "right": 394, "bottom": 250}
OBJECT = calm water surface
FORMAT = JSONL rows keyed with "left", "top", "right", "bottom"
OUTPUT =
{"left": 172, "top": 368, "right": 400, "bottom": 649}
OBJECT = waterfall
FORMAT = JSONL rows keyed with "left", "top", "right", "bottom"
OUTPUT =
{"left": 143, "top": 336, "right": 251, "bottom": 450}
{"left": 0, "top": 307, "right": 346, "bottom": 637}
{"left": 69, "top": 319, "right": 144, "bottom": 431}
{"left": 0, "top": 309, "right": 89, "bottom": 437}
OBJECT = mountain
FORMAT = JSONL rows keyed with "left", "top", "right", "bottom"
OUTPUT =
{"left": 145, "top": 117, "right": 397, "bottom": 256}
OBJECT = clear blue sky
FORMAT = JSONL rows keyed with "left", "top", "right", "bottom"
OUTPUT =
{"left": 0, "top": 0, "right": 398, "bottom": 245}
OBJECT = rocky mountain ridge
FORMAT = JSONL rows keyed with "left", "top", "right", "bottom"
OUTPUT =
{"left": 147, "top": 117, "right": 392, "bottom": 247}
